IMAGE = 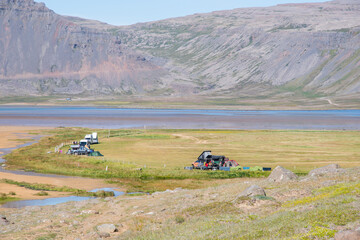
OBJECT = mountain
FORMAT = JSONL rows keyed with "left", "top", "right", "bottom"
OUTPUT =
{"left": 0, "top": 0, "right": 168, "bottom": 96}
{"left": 1, "top": 0, "right": 360, "bottom": 106}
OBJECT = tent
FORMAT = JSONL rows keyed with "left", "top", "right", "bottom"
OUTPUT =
{"left": 88, "top": 151, "right": 104, "bottom": 157}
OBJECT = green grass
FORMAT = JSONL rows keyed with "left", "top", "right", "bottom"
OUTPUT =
{"left": 127, "top": 181, "right": 360, "bottom": 240}
{"left": 4, "top": 128, "right": 360, "bottom": 192}
{"left": 34, "top": 191, "right": 49, "bottom": 196}
{"left": 1, "top": 179, "right": 114, "bottom": 197}
{"left": 285, "top": 182, "right": 360, "bottom": 207}
{"left": 36, "top": 233, "right": 57, "bottom": 240}
{"left": 0, "top": 192, "right": 20, "bottom": 204}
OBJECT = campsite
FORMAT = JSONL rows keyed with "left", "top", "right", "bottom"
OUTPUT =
{"left": 1, "top": 127, "right": 359, "bottom": 239}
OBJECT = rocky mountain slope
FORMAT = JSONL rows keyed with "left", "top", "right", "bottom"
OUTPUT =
{"left": 0, "top": 0, "right": 168, "bottom": 96}
{"left": 0, "top": 0, "right": 360, "bottom": 103}
{"left": 115, "top": 0, "right": 360, "bottom": 99}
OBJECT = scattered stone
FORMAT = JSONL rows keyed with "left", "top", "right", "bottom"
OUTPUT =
{"left": 96, "top": 224, "right": 117, "bottom": 234}
{"left": 334, "top": 230, "right": 360, "bottom": 240}
{"left": 267, "top": 166, "right": 298, "bottom": 182}
{"left": 146, "top": 212, "right": 154, "bottom": 215}
{"left": 210, "top": 194, "right": 219, "bottom": 200}
{"left": 132, "top": 211, "right": 144, "bottom": 215}
{"left": 237, "top": 185, "right": 266, "bottom": 198}
{"left": 308, "top": 164, "right": 345, "bottom": 177}
{"left": 152, "top": 189, "right": 178, "bottom": 195}
{"left": 0, "top": 215, "right": 10, "bottom": 225}
{"left": 81, "top": 210, "right": 99, "bottom": 215}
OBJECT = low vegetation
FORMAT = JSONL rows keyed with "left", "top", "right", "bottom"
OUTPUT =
{"left": 34, "top": 191, "right": 49, "bottom": 196}
{"left": 1, "top": 179, "right": 114, "bottom": 198}
{"left": 4, "top": 128, "right": 360, "bottom": 192}
{"left": 124, "top": 177, "right": 360, "bottom": 240}
{"left": 0, "top": 192, "right": 19, "bottom": 204}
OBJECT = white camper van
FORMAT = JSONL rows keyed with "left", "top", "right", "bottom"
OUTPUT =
{"left": 84, "top": 132, "right": 98, "bottom": 144}
{"left": 92, "top": 132, "right": 98, "bottom": 144}
{"left": 84, "top": 134, "right": 93, "bottom": 144}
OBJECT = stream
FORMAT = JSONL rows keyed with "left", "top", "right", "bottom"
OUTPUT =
{"left": 0, "top": 135, "right": 125, "bottom": 209}
{"left": 1, "top": 188, "right": 125, "bottom": 208}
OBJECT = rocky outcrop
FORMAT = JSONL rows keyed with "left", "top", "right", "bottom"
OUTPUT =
{"left": 308, "top": 164, "right": 345, "bottom": 177}
{"left": 268, "top": 166, "right": 298, "bottom": 182}
{"left": 237, "top": 185, "right": 266, "bottom": 197}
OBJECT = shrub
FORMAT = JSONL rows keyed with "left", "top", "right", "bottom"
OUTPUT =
{"left": 35, "top": 191, "right": 49, "bottom": 196}
{"left": 175, "top": 215, "right": 185, "bottom": 224}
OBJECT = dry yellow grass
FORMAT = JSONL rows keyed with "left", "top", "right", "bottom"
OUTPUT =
{"left": 95, "top": 129, "right": 360, "bottom": 171}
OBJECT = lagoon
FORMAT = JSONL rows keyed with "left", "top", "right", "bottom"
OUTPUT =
{"left": 0, "top": 106, "right": 360, "bottom": 130}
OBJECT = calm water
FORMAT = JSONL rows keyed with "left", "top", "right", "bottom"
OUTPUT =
{"left": 1, "top": 188, "right": 125, "bottom": 208}
{"left": 0, "top": 106, "right": 360, "bottom": 129}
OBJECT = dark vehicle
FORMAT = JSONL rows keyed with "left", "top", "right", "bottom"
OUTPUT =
{"left": 67, "top": 140, "right": 93, "bottom": 155}
{"left": 192, "top": 151, "right": 227, "bottom": 170}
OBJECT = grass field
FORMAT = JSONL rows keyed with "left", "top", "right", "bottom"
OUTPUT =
{"left": 4, "top": 128, "right": 360, "bottom": 192}
{"left": 95, "top": 129, "right": 360, "bottom": 171}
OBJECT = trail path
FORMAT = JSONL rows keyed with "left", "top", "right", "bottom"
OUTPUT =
{"left": 172, "top": 133, "right": 208, "bottom": 144}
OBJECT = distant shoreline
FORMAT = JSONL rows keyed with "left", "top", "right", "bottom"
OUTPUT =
{"left": 1, "top": 106, "right": 360, "bottom": 130}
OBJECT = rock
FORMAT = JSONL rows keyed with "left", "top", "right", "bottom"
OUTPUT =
{"left": 237, "top": 185, "right": 266, "bottom": 197}
{"left": 81, "top": 210, "right": 99, "bottom": 215}
{"left": 98, "top": 232, "right": 111, "bottom": 238}
{"left": 0, "top": 215, "right": 10, "bottom": 225}
{"left": 308, "top": 164, "right": 345, "bottom": 177}
{"left": 267, "top": 166, "right": 298, "bottom": 182}
{"left": 132, "top": 211, "right": 144, "bottom": 215}
{"left": 96, "top": 224, "right": 117, "bottom": 234}
{"left": 334, "top": 230, "right": 360, "bottom": 240}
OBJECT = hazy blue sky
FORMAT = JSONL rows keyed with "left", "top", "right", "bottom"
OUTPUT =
{"left": 38, "top": 0, "right": 328, "bottom": 26}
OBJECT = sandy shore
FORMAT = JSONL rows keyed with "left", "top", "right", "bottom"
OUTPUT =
{"left": 0, "top": 172, "right": 119, "bottom": 200}
{"left": 0, "top": 126, "right": 50, "bottom": 153}
{"left": 0, "top": 126, "right": 120, "bottom": 202}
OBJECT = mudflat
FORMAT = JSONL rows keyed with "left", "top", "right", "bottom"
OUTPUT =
{"left": 0, "top": 126, "right": 48, "bottom": 151}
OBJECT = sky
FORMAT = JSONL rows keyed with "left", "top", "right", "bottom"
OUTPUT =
{"left": 37, "top": 0, "right": 328, "bottom": 26}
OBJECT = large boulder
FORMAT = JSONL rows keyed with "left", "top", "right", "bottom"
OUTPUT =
{"left": 237, "top": 185, "right": 266, "bottom": 197}
{"left": 267, "top": 166, "right": 298, "bottom": 182}
{"left": 96, "top": 224, "right": 118, "bottom": 234}
{"left": 308, "top": 164, "right": 345, "bottom": 177}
